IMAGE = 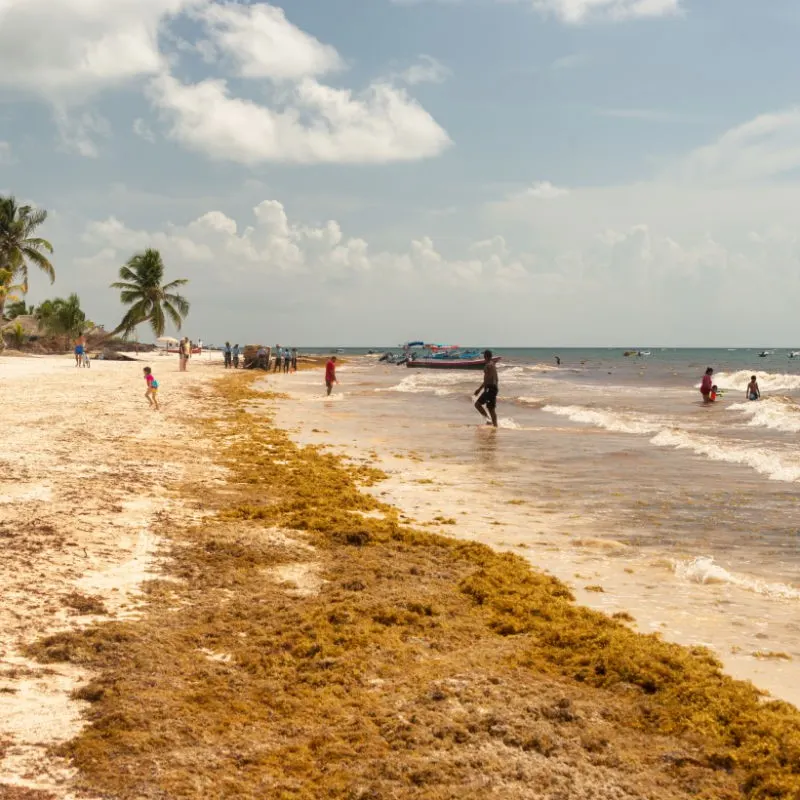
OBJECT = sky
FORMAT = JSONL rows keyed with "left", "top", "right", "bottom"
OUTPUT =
{"left": 1, "top": 0, "right": 800, "bottom": 346}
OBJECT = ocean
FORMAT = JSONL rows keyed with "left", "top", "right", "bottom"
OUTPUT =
{"left": 275, "top": 348, "right": 800, "bottom": 705}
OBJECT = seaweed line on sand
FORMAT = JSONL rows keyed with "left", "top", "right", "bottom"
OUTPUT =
{"left": 24, "top": 373, "right": 800, "bottom": 799}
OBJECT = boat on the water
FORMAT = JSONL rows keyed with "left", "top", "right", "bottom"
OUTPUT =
{"left": 405, "top": 343, "right": 501, "bottom": 369}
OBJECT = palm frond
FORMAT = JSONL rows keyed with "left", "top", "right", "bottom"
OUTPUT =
{"left": 148, "top": 302, "right": 166, "bottom": 338}
{"left": 163, "top": 300, "right": 184, "bottom": 330}
{"left": 162, "top": 278, "right": 189, "bottom": 290}
{"left": 163, "top": 292, "right": 190, "bottom": 318}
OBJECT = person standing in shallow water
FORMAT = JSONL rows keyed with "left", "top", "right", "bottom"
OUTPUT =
{"left": 474, "top": 350, "right": 499, "bottom": 427}
{"left": 700, "top": 367, "right": 714, "bottom": 403}
{"left": 325, "top": 356, "right": 338, "bottom": 396}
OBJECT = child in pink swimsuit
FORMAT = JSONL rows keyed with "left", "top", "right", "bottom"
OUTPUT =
{"left": 143, "top": 367, "right": 160, "bottom": 411}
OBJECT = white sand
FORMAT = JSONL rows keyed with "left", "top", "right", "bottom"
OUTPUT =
{"left": 0, "top": 354, "right": 223, "bottom": 796}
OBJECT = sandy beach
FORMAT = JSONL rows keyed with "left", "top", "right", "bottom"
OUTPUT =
{"left": 0, "top": 354, "right": 224, "bottom": 796}
{"left": 2, "top": 355, "right": 800, "bottom": 799}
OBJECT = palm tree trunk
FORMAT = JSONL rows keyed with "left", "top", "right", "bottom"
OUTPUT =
{"left": 0, "top": 295, "right": 6, "bottom": 352}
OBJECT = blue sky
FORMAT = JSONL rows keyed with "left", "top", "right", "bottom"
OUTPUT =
{"left": 1, "top": 0, "right": 800, "bottom": 346}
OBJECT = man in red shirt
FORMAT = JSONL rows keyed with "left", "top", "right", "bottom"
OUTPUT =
{"left": 325, "top": 356, "right": 338, "bottom": 396}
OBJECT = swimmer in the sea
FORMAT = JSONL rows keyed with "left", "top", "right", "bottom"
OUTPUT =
{"left": 700, "top": 367, "right": 713, "bottom": 403}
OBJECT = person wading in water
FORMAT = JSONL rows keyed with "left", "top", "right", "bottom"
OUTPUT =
{"left": 474, "top": 350, "right": 499, "bottom": 427}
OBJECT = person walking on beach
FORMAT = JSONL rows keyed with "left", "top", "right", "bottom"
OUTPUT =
{"left": 474, "top": 350, "right": 499, "bottom": 427}
{"left": 283, "top": 347, "right": 291, "bottom": 374}
{"left": 74, "top": 332, "right": 86, "bottom": 368}
{"left": 179, "top": 337, "right": 190, "bottom": 372}
{"left": 232, "top": 343, "right": 240, "bottom": 369}
{"left": 700, "top": 367, "right": 714, "bottom": 403}
{"left": 224, "top": 342, "right": 232, "bottom": 369}
{"left": 746, "top": 375, "right": 761, "bottom": 401}
{"left": 143, "top": 367, "right": 160, "bottom": 411}
{"left": 257, "top": 346, "right": 268, "bottom": 370}
{"left": 273, "top": 345, "right": 282, "bottom": 373}
{"left": 325, "top": 356, "right": 338, "bottom": 396}
{"left": 291, "top": 348, "right": 298, "bottom": 372}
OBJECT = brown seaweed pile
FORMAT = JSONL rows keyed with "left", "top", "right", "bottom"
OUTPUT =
{"left": 27, "top": 374, "right": 800, "bottom": 799}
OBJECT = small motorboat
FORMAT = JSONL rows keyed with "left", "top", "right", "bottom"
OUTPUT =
{"left": 789, "top": 351, "right": 800, "bottom": 359}
{"left": 758, "top": 350, "right": 771, "bottom": 358}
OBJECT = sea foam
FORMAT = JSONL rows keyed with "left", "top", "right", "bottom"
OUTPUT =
{"left": 715, "top": 370, "right": 800, "bottom": 392}
{"left": 673, "top": 556, "right": 800, "bottom": 600}
{"left": 650, "top": 429, "right": 800, "bottom": 482}
{"left": 541, "top": 403, "right": 800, "bottom": 482}
{"left": 542, "top": 405, "right": 664, "bottom": 435}
{"left": 728, "top": 397, "right": 800, "bottom": 433}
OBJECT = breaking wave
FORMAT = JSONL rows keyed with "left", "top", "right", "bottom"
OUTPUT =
{"left": 541, "top": 405, "right": 664, "bottom": 435}
{"left": 673, "top": 556, "right": 800, "bottom": 600}
{"left": 541, "top": 404, "right": 800, "bottom": 482}
{"left": 728, "top": 397, "right": 800, "bottom": 433}
{"left": 379, "top": 372, "right": 473, "bottom": 394}
{"left": 715, "top": 370, "right": 800, "bottom": 392}
{"left": 650, "top": 429, "right": 800, "bottom": 482}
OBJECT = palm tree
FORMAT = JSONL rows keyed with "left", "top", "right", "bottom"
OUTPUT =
{"left": 0, "top": 268, "right": 25, "bottom": 319}
{"left": 0, "top": 196, "right": 55, "bottom": 321}
{"left": 5, "top": 298, "right": 34, "bottom": 319}
{"left": 111, "top": 249, "right": 189, "bottom": 338}
{"left": 36, "top": 294, "right": 87, "bottom": 350}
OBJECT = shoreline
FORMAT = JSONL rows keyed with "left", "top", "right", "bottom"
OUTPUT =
{"left": 270, "top": 362, "right": 800, "bottom": 708}
{"left": 2, "top": 358, "right": 800, "bottom": 797}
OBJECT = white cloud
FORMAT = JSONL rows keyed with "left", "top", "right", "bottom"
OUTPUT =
{"left": 69, "top": 190, "right": 800, "bottom": 345}
{"left": 532, "top": 0, "right": 680, "bottom": 23}
{"left": 53, "top": 108, "right": 110, "bottom": 157}
{"left": 79, "top": 199, "right": 528, "bottom": 293}
{"left": 393, "top": 0, "right": 679, "bottom": 23}
{"left": 197, "top": 2, "right": 343, "bottom": 80}
{"left": 511, "top": 181, "right": 570, "bottom": 200}
{"left": 0, "top": 0, "right": 450, "bottom": 166}
{"left": 133, "top": 118, "right": 157, "bottom": 143}
{"left": 674, "top": 108, "right": 800, "bottom": 186}
{"left": 0, "top": 141, "right": 12, "bottom": 164}
{"left": 396, "top": 55, "right": 451, "bottom": 86}
{"left": 0, "top": 0, "right": 197, "bottom": 98}
{"left": 148, "top": 72, "right": 451, "bottom": 164}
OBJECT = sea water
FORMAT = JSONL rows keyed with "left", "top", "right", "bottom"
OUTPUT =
{"left": 275, "top": 348, "right": 800, "bottom": 704}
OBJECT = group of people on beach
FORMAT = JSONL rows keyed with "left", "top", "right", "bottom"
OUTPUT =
{"left": 700, "top": 367, "right": 761, "bottom": 404}
{"left": 222, "top": 343, "right": 241, "bottom": 369}
{"left": 222, "top": 343, "right": 298, "bottom": 372}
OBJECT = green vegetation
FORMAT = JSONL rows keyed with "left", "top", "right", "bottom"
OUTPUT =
{"left": 110, "top": 248, "right": 189, "bottom": 337}
{"left": 0, "top": 196, "right": 54, "bottom": 327}
{"left": 26, "top": 375, "right": 800, "bottom": 799}
{"left": 5, "top": 299, "right": 34, "bottom": 319}
{"left": 36, "top": 294, "right": 87, "bottom": 346}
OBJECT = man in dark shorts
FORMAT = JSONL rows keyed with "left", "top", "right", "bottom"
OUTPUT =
{"left": 474, "top": 350, "right": 498, "bottom": 427}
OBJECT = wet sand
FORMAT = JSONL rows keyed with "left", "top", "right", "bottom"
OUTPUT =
{"left": 0, "top": 354, "right": 223, "bottom": 796}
